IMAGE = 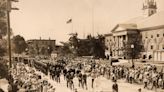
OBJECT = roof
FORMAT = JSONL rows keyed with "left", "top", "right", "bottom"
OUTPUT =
{"left": 137, "top": 11, "right": 164, "bottom": 29}
{"left": 111, "top": 23, "right": 137, "bottom": 32}
{"left": 125, "top": 16, "right": 145, "bottom": 24}
{"left": 27, "top": 39, "right": 56, "bottom": 42}
{"left": 112, "top": 11, "right": 164, "bottom": 32}
{"left": 104, "top": 33, "right": 113, "bottom": 37}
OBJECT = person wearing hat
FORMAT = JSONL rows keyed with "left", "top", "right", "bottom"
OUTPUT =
{"left": 138, "top": 88, "right": 141, "bottom": 92}
{"left": 112, "top": 80, "right": 118, "bottom": 92}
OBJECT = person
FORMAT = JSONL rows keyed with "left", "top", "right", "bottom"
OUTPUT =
{"left": 0, "top": 88, "right": 4, "bottom": 92}
{"left": 74, "top": 88, "right": 78, "bottom": 92}
{"left": 143, "top": 74, "right": 149, "bottom": 89}
{"left": 69, "top": 72, "right": 75, "bottom": 90}
{"left": 112, "top": 80, "right": 118, "bottom": 92}
{"left": 77, "top": 72, "right": 83, "bottom": 87}
{"left": 91, "top": 71, "right": 96, "bottom": 88}
{"left": 138, "top": 88, "right": 141, "bottom": 92}
{"left": 12, "top": 81, "right": 19, "bottom": 92}
{"left": 151, "top": 72, "right": 157, "bottom": 90}
{"left": 56, "top": 67, "right": 61, "bottom": 83}
{"left": 63, "top": 68, "right": 67, "bottom": 80}
{"left": 66, "top": 72, "right": 70, "bottom": 88}
{"left": 8, "top": 82, "right": 12, "bottom": 92}
{"left": 82, "top": 73, "right": 88, "bottom": 90}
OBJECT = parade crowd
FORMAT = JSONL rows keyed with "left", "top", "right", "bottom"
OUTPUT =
{"left": 7, "top": 57, "right": 164, "bottom": 92}
{"left": 8, "top": 62, "right": 56, "bottom": 92}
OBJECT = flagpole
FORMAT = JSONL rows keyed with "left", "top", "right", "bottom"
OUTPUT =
{"left": 71, "top": 18, "right": 73, "bottom": 33}
{"left": 83, "top": 27, "right": 85, "bottom": 39}
{"left": 92, "top": 0, "right": 94, "bottom": 37}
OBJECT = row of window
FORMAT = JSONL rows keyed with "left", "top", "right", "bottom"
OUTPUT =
{"left": 150, "top": 45, "right": 164, "bottom": 50}
{"left": 106, "top": 45, "right": 164, "bottom": 50}
{"left": 106, "top": 35, "right": 126, "bottom": 42}
{"left": 35, "top": 41, "right": 55, "bottom": 45}
{"left": 145, "top": 33, "right": 164, "bottom": 38}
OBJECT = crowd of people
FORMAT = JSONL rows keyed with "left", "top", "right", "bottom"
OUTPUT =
{"left": 48, "top": 58, "right": 164, "bottom": 92}
{"left": 96, "top": 64, "right": 164, "bottom": 90}
{"left": 6, "top": 57, "right": 164, "bottom": 92}
{"left": 48, "top": 59, "right": 89, "bottom": 91}
{"left": 8, "top": 62, "right": 56, "bottom": 92}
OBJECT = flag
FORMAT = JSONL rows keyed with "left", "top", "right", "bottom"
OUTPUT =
{"left": 66, "top": 19, "right": 72, "bottom": 24}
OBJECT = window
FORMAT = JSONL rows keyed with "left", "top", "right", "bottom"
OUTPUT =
{"left": 106, "top": 39, "right": 108, "bottom": 42}
{"left": 123, "top": 35, "right": 126, "bottom": 40}
{"left": 163, "top": 33, "right": 164, "bottom": 37}
{"left": 106, "top": 47, "right": 109, "bottom": 50}
{"left": 145, "top": 32, "right": 148, "bottom": 38}
{"left": 151, "top": 45, "right": 153, "bottom": 50}
{"left": 157, "top": 34, "right": 159, "bottom": 37}
{"left": 151, "top": 35, "right": 153, "bottom": 38}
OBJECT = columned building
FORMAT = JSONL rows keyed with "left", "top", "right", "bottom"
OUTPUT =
{"left": 105, "top": 0, "right": 164, "bottom": 61}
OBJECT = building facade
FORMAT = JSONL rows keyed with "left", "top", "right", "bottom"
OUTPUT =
{"left": 105, "top": 0, "right": 164, "bottom": 61}
{"left": 27, "top": 38, "right": 56, "bottom": 56}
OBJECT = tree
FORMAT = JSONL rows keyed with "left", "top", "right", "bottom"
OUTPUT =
{"left": 12, "top": 35, "right": 27, "bottom": 54}
{"left": 69, "top": 33, "right": 79, "bottom": 51}
{"left": 0, "top": 60, "right": 9, "bottom": 79}
{"left": 40, "top": 47, "right": 46, "bottom": 55}
{"left": 0, "top": 46, "right": 6, "bottom": 56}
{"left": 0, "top": 39, "right": 7, "bottom": 56}
{"left": 76, "top": 34, "right": 105, "bottom": 58}
{"left": 123, "top": 32, "right": 144, "bottom": 67}
{"left": 0, "top": 1, "right": 7, "bottom": 37}
{"left": 47, "top": 45, "right": 53, "bottom": 55}
{"left": 58, "top": 42, "right": 73, "bottom": 57}
{"left": 0, "top": 21, "right": 7, "bottom": 37}
{"left": 95, "top": 34, "right": 106, "bottom": 58}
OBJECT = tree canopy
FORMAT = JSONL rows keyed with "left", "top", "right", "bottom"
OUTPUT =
{"left": 12, "top": 35, "right": 27, "bottom": 54}
{"left": 67, "top": 33, "right": 105, "bottom": 58}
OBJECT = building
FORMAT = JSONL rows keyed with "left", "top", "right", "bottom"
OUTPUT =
{"left": 27, "top": 38, "right": 56, "bottom": 56}
{"left": 105, "top": 0, "right": 164, "bottom": 61}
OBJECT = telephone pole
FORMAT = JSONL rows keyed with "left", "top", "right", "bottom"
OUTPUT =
{"left": 6, "top": 0, "right": 19, "bottom": 68}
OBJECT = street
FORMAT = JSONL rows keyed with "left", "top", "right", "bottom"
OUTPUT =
{"left": 40, "top": 71, "right": 156, "bottom": 92}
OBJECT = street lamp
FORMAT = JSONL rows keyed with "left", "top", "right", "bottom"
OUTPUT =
{"left": 131, "top": 44, "right": 134, "bottom": 68}
{"left": 47, "top": 46, "right": 51, "bottom": 57}
{"left": 25, "top": 48, "right": 28, "bottom": 55}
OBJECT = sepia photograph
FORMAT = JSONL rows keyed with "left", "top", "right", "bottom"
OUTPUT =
{"left": 0, "top": 0, "right": 164, "bottom": 92}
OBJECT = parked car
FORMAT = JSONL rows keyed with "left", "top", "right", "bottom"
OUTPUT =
{"left": 111, "top": 58, "right": 119, "bottom": 62}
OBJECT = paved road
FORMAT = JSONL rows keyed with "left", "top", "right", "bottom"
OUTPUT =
{"left": 41, "top": 72, "right": 157, "bottom": 92}
{"left": 1, "top": 65, "right": 162, "bottom": 92}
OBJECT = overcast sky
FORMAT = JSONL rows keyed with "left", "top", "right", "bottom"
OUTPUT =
{"left": 10, "top": 0, "right": 164, "bottom": 44}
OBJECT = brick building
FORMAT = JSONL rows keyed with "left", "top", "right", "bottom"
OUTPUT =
{"left": 27, "top": 38, "right": 56, "bottom": 56}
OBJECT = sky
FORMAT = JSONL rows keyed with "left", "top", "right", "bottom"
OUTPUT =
{"left": 10, "top": 0, "right": 164, "bottom": 44}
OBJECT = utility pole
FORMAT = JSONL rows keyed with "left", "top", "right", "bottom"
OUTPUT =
{"left": 6, "top": 0, "right": 19, "bottom": 68}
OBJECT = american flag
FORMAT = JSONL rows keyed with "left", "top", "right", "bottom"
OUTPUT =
{"left": 66, "top": 19, "right": 72, "bottom": 24}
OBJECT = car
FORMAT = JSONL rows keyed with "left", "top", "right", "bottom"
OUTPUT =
{"left": 111, "top": 58, "right": 119, "bottom": 62}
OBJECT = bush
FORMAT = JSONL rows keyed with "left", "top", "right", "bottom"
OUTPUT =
{"left": 0, "top": 60, "right": 9, "bottom": 79}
